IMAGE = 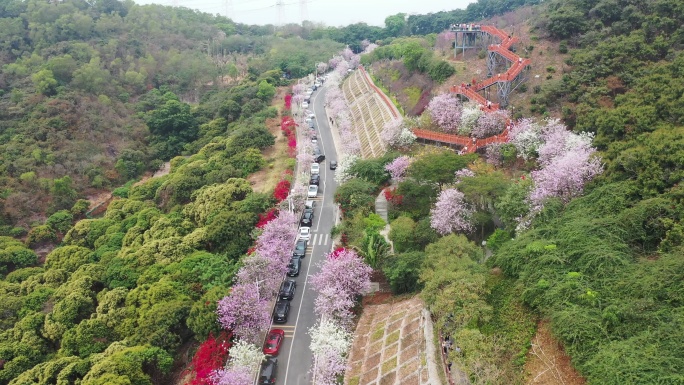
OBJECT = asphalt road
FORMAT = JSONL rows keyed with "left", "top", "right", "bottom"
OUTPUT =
{"left": 271, "top": 84, "right": 338, "bottom": 385}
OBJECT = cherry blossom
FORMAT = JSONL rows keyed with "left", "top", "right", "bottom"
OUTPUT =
{"left": 430, "top": 188, "right": 474, "bottom": 235}
{"left": 216, "top": 282, "right": 271, "bottom": 344}
{"left": 211, "top": 366, "right": 253, "bottom": 385}
{"left": 385, "top": 155, "right": 411, "bottom": 181}
{"left": 427, "top": 93, "right": 462, "bottom": 133}
{"left": 472, "top": 109, "right": 510, "bottom": 138}
{"left": 508, "top": 118, "right": 543, "bottom": 160}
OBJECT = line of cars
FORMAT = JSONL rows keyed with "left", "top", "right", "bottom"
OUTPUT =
{"left": 259, "top": 200, "right": 318, "bottom": 383}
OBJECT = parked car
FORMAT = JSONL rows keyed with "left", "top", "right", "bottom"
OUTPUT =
{"left": 259, "top": 358, "right": 278, "bottom": 384}
{"left": 273, "top": 300, "right": 290, "bottom": 323}
{"left": 293, "top": 239, "right": 308, "bottom": 258}
{"left": 308, "top": 113, "right": 315, "bottom": 120}
{"left": 329, "top": 160, "right": 338, "bottom": 170}
{"left": 307, "top": 185, "right": 318, "bottom": 198}
{"left": 299, "top": 227, "right": 311, "bottom": 241}
{"left": 314, "top": 154, "right": 325, "bottom": 163}
{"left": 311, "top": 163, "right": 320, "bottom": 174}
{"left": 302, "top": 102, "right": 309, "bottom": 109}
{"left": 305, "top": 200, "right": 316, "bottom": 210}
{"left": 310, "top": 174, "right": 320, "bottom": 185}
{"left": 279, "top": 279, "right": 296, "bottom": 300}
{"left": 300, "top": 209, "right": 314, "bottom": 226}
{"left": 287, "top": 256, "right": 302, "bottom": 277}
{"left": 263, "top": 329, "right": 285, "bottom": 356}
{"left": 311, "top": 138, "right": 317, "bottom": 145}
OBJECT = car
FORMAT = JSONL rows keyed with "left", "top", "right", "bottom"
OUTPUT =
{"left": 314, "top": 154, "right": 325, "bottom": 163}
{"left": 263, "top": 329, "right": 285, "bottom": 356}
{"left": 273, "top": 300, "right": 290, "bottom": 323}
{"left": 311, "top": 163, "right": 320, "bottom": 174}
{"left": 287, "top": 256, "right": 302, "bottom": 277}
{"left": 279, "top": 279, "right": 296, "bottom": 300}
{"left": 305, "top": 200, "right": 316, "bottom": 210}
{"left": 308, "top": 113, "right": 315, "bottom": 120}
{"left": 310, "top": 174, "right": 320, "bottom": 185}
{"left": 302, "top": 102, "right": 309, "bottom": 109}
{"left": 312, "top": 145, "right": 321, "bottom": 154}
{"left": 314, "top": 81, "right": 322, "bottom": 87}
{"left": 307, "top": 185, "right": 318, "bottom": 198}
{"left": 311, "top": 138, "right": 317, "bottom": 145}
{"left": 329, "top": 160, "right": 338, "bottom": 170}
{"left": 312, "top": 84, "right": 317, "bottom": 91}
{"left": 259, "top": 358, "right": 278, "bottom": 384}
{"left": 299, "top": 227, "right": 311, "bottom": 241}
{"left": 299, "top": 210, "right": 313, "bottom": 227}
{"left": 308, "top": 120, "right": 315, "bottom": 129}
{"left": 300, "top": 210, "right": 314, "bottom": 226}
{"left": 293, "top": 239, "right": 308, "bottom": 258}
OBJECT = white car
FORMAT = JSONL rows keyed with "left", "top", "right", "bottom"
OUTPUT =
{"left": 308, "top": 113, "right": 315, "bottom": 120}
{"left": 305, "top": 200, "right": 316, "bottom": 210}
{"left": 302, "top": 102, "right": 309, "bottom": 109}
{"left": 311, "top": 163, "right": 320, "bottom": 174}
{"left": 307, "top": 185, "right": 318, "bottom": 198}
{"left": 311, "top": 138, "right": 317, "bottom": 145}
{"left": 299, "top": 227, "right": 311, "bottom": 241}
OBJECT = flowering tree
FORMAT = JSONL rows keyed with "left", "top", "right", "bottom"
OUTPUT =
{"left": 508, "top": 118, "right": 542, "bottom": 160}
{"left": 529, "top": 140, "right": 603, "bottom": 206}
{"left": 334, "top": 154, "right": 359, "bottom": 184}
{"left": 328, "top": 56, "right": 343, "bottom": 69}
{"left": 211, "top": 367, "right": 253, "bottom": 385}
{"left": 273, "top": 179, "right": 291, "bottom": 202}
{"left": 309, "top": 319, "right": 352, "bottom": 384}
{"left": 361, "top": 39, "right": 371, "bottom": 50}
{"left": 190, "top": 332, "right": 232, "bottom": 385}
{"left": 311, "top": 248, "right": 372, "bottom": 325}
{"left": 317, "top": 62, "right": 328, "bottom": 74}
{"left": 385, "top": 155, "right": 411, "bottom": 181}
{"left": 236, "top": 254, "right": 285, "bottom": 299}
{"left": 458, "top": 102, "right": 483, "bottom": 135}
{"left": 310, "top": 319, "right": 352, "bottom": 355}
{"left": 335, "top": 60, "right": 350, "bottom": 76}
{"left": 455, "top": 168, "right": 475, "bottom": 181}
{"left": 380, "top": 118, "right": 416, "bottom": 148}
{"left": 311, "top": 348, "right": 348, "bottom": 385}
{"left": 216, "top": 282, "right": 270, "bottom": 344}
{"left": 430, "top": 188, "right": 474, "bottom": 235}
{"left": 341, "top": 47, "right": 354, "bottom": 61}
{"left": 227, "top": 340, "right": 265, "bottom": 370}
{"left": 349, "top": 55, "right": 360, "bottom": 69}
{"left": 427, "top": 93, "right": 462, "bottom": 133}
{"left": 472, "top": 109, "right": 510, "bottom": 138}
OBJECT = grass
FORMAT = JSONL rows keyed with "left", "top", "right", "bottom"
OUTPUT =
{"left": 403, "top": 86, "right": 422, "bottom": 108}
{"left": 371, "top": 325, "right": 386, "bottom": 342}
{"left": 348, "top": 376, "right": 360, "bottom": 385}
{"left": 382, "top": 357, "right": 397, "bottom": 374}
{"left": 386, "top": 330, "right": 400, "bottom": 345}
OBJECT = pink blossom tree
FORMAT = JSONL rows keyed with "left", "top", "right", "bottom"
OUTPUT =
{"left": 335, "top": 60, "right": 350, "bottom": 76}
{"left": 236, "top": 254, "right": 285, "bottom": 299}
{"left": 328, "top": 56, "right": 343, "bottom": 69}
{"left": 455, "top": 168, "right": 475, "bottom": 181}
{"left": 427, "top": 93, "right": 462, "bottom": 133}
{"left": 380, "top": 118, "right": 416, "bottom": 148}
{"left": 216, "top": 282, "right": 271, "bottom": 344}
{"left": 311, "top": 348, "right": 348, "bottom": 385}
{"left": 341, "top": 47, "right": 354, "bottom": 61}
{"left": 211, "top": 367, "right": 253, "bottom": 385}
{"left": 311, "top": 249, "right": 372, "bottom": 325}
{"left": 430, "top": 188, "right": 474, "bottom": 235}
{"left": 317, "top": 62, "right": 328, "bottom": 74}
{"left": 529, "top": 143, "right": 603, "bottom": 206}
{"left": 385, "top": 155, "right": 411, "bottom": 181}
{"left": 472, "top": 110, "right": 510, "bottom": 138}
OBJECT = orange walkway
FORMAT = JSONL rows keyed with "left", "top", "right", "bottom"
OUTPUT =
{"left": 413, "top": 25, "right": 529, "bottom": 153}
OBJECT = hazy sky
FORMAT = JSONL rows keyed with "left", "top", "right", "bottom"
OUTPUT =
{"left": 135, "top": 0, "right": 477, "bottom": 27}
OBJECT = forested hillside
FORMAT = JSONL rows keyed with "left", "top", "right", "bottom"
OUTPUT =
{"left": 0, "top": 0, "right": 341, "bottom": 232}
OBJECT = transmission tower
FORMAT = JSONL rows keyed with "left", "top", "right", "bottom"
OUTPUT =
{"left": 299, "top": 0, "right": 308, "bottom": 24}
{"left": 276, "top": 0, "right": 285, "bottom": 26}
{"left": 224, "top": 0, "right": 233, "bottom": 19}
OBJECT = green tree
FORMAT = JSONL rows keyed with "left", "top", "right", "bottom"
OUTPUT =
{"left": 32, "top": 69, "right": 58, "bottom": 95}
{"left": 383, "top": 251, "right": 425, "bottom": 294}
{"left": 256, "top": 80, "right": 276, "bottom": 102}
{"left": 408, "top": 151, "right": 476, "bottom": 187}
{"left": 384, "top": 13, "right": 408, "bottom": 37}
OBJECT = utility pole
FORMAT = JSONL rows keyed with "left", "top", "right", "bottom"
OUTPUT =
{"left": 276, "top": 0, "right": 285, "bottom": 26}
{"left": 299, "top": 0, "right": 308, "bottom": 25}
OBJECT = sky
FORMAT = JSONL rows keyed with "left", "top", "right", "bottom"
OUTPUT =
{"left": 134, "top": 0, "right": 478, "bottom": 27}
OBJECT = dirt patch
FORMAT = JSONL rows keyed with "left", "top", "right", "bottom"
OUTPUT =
{"left": 247, "top": 112, "right": 291, "bottom": 194}
{"left": 524, "top": 321, "right": 586, "bottom": 385}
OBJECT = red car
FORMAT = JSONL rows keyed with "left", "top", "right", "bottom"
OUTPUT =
{"left": 263, "top": 329, "right": 285, "bottom": 356}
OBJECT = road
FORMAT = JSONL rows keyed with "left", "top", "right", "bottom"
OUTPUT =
{"left": 272, "top": 84, "right": 339, "bottom": 385}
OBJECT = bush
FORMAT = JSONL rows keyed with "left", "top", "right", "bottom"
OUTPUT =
{"left": 383, "top": 251, "right": 425, "bottom": 294}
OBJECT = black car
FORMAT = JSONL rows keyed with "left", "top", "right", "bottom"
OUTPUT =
{"left": 273, "top": 300, "right": 290, "bottom": 323}
{"left": 287, "top": 256, "right": 302, "bottom": 277}
{"left": 329, "top": 160, "right": 338, "bottom": 170}
{"left": 279, "top": 279, "right": 296, "bottom": 300}
{"left": 300, "top": 209, "right": 314, "bottom": 226}
{"left": 310, "top": 174, "right": 320, "bottom": 185}
{"left": 314, "top": 154, "right": 325, "bottom": 163}
{"left": 293, "top": 239, "right": 308, "bottom": 258}
{"left": 259, "top": 358, "right": 278, "bottom": 384}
